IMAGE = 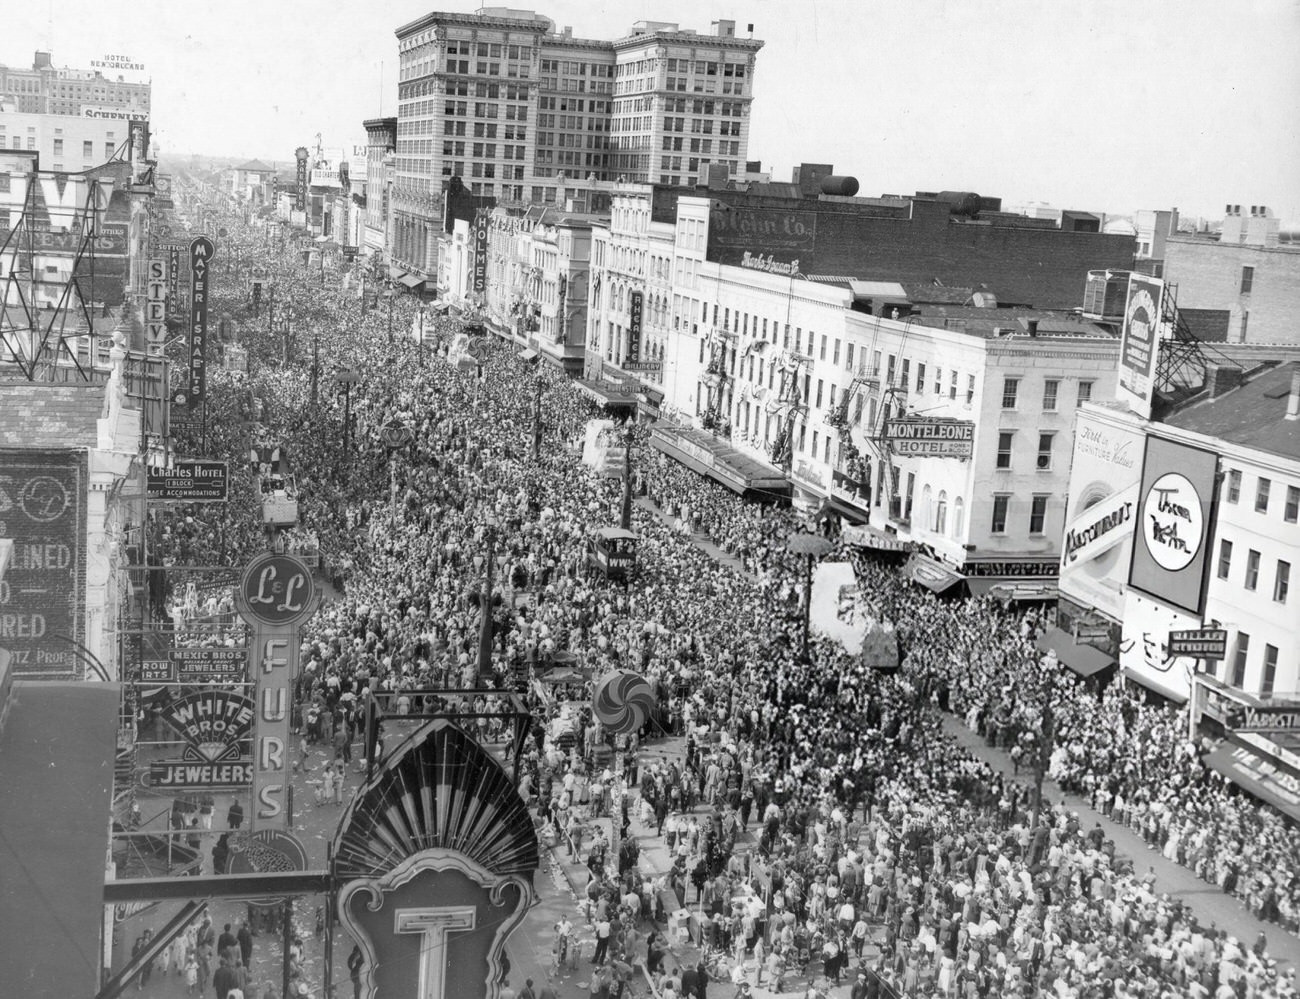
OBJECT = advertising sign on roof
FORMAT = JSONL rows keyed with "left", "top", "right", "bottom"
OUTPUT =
{"left": 1117, "top": 274, "right": 1164, "bottom": 419}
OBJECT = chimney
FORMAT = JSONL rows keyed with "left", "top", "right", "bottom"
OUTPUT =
{"left": 1287, "top": 369, "right": 1300, "bottom": 421}
{"left": 1026, "top": 319, "right": 1039, "bottom": 337}
{"left": 1207, "top": 364, "right": 1244, "bottom": 400}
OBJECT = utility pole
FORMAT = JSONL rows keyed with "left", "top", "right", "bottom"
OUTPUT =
{"left": 620, "top": 424, "right": 634, "bottom": 531}
{"left": 1031, "top": 700, "right": 1055, "bottom": 831}
{"left": 311, "top": 335, "right": 319, "bottom": 407}
{"left": 532, "top": 377, "right": 543, "bottom": 462}
{"left": 477, "top": 520, "right": 497, "bottom": 684}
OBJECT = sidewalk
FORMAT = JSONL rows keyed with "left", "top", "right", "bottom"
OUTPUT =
{"left": 634, "top": 496, "right": 755, "bottom": 581}
{"left": 941, "top": 713, "right": 1300, "bottom": 984}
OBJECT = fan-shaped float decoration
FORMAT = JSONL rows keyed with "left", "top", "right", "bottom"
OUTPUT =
{"left": 332, "top": 718, "right": 539, "bottom": 883}
{"left": 592, "top": 669, "right": 655, "bottom": 735}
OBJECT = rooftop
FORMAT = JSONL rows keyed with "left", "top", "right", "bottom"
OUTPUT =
{"left": 909, "top": 305, "right": 1117, "bottom": 341}
{"left": 1162, "top": 361, "right": 1300, "bottom": 462}
{"left": 0, "top": 379, "right": 106, "bottom": 448}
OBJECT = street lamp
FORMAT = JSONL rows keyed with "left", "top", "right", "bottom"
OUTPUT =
{"left": 787, "top": 532, "right": 834, "bottom": 662}
{"left": 333, "top": 366, "right": 361, "bottom": 474}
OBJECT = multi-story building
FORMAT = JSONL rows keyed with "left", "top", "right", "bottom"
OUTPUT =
{"left": 362, "top": 117, "right": 397, "bottom": 260}
{"left": 227, "top": 159, "right": 277, "bottom": 203}
{"left": 0, "top": 50, "right": 151, "bottom": 119}
{"left": 388, "top": 8, "right": 762, "bottom": 281}
{"left": 0, "top": 105, "right": 134, "bottom": 171}
{"left": 1163, "top": 205, "right": 1300, "bottom": 346}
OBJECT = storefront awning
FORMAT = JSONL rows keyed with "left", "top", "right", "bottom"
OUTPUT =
{"left": 518, "top": 348, "right": 539, "bottom": 362}
{"left": 1035, "top": 626, "right": 1115, "bottom": 678}
{"left": 429, "top": 301, "right": 451, "bottom": 313}
{"left": 649, "top": 425, "right": 790, "bottom": 497}
{"left": 841, "top": 523, "right": 909, "bottom": 551}
{"left": 574, "top": 378, "right": 637, "bottom": 409}
{"left": 1122, "top": 668, "right": 1189, "bottom": 705}
{"left": 388, "top": 266, "right": 408, "bottom": 281}
{"left": 901, "top": 553, "right": 964, "bottom": 594}
{"left": 973, "top": 579, "right": 1060, "bottom": 602}
{"left": 1201, "top": 742, "right": 1300, "bottom": 823}
{"left": 397, "top": 273, "right": 425, "bottom": 290}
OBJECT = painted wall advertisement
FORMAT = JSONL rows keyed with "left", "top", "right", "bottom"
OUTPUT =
{"left": 707, "top": 205, "right": 817, "bottom": 269}
{"left": 1128, "top": 434, "right": 1219, "bottom": 617}
{"left": 0, "top": 451, "right": 87, "bottom": 678}
{"left": 471, "top": 210, "right": 490, "bottom": 296}
{"left": 1058, "top": 411, "right": 1144, "bottom": 621}
{"left": 187, "top": 236, "right": 214, "bottom": 408}
{"left": 627, "top": 290, "right": 644, "bottom": 363}
{"left": 1117, "top": 274, "right": 1164, "bottom": 419}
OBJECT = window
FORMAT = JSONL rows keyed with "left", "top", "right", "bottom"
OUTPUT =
{"left": 1042, "top": 379, "right": 1059, "bottom": 411}
{"left": 1274, "top": 560, "right": 1290, "bottom": 603}
{"left": 991, "top": 495, "right": 1010, "bottom": 534}
{"left": 82, "top": 140, "right": 93, "bottom": 157}
{"left": 1036, "top": 433, "right": 1054, "bottom": 470}
{"left": 1001, "top": 377, "right": 1020, "bottom": 409}
{"left": 1245, "top": 549, "right": 1260, "bottom": 590}
{"left": 1231, "top": 632, "right": 1250, "bottom": 687}
{"left": 846, "top": 344, "right": 855, "bottom": 371}
{"left": 1286, "top": 486, "right": 1299, "bottom": 523}
{"left": 1226, "top": 469, "right": 1241, "bottom": 503}
{"left": 819, "top": 335, "right": 827, "bottom": 361}
{"left": 1240, "top": 265, "right": 1254, "bottom": 293}
{"left": 1029, "top": 495, "right": 1049, "bottom": 535}
{"left": 996, "top": 432, "right": 1014, "bottom": 469}
{"left": 1255, "top": 477, "right": 1270, "bottom": 513}
{"left": 948, "top": 370, "right": 958, "bottom": 400}
{"left": 872, "top": 350, "right": 881, "bottom": 376}
{"left": 935, "top": 491, "right": 948, "bottom": 534}
{"left": 1217, "top": 539, "right": 1233, "bottom": 580}
{"left": 52, "top": 138, "right": 63, "bottom": 155}
{"left": 1261, "top": 645, "right": 1278, "bottom": 696}
{"left": 933, "top": 367, "right": 942, "bottom": 395}
{"left": 1077, "top": 380, "right": 1093, "bottom": 406}
{"left": 966, "top": 374, "right": 976, "bottom": 405}
{"left": 915, "top": 362, "right": 926, "bottom": 393}
{"left": 815, "top": 379, "right": 823, "bottom": 408}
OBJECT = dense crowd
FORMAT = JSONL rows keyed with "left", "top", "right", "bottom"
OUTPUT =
{"left": 160, "top": 206, "right": 1296, "bottom": 998}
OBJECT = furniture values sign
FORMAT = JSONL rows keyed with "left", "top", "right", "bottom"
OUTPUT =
{"left": 0, "top": 451, "right": 87, "bottom": 678}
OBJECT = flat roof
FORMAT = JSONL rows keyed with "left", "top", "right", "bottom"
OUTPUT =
{"left": 1163, "top": 361, "right": 1300, "bottom": 462}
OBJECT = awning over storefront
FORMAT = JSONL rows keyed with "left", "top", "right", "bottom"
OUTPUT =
{"left": 971, "top": 578, "right": 1060, "bottom": 602}
{"left": 429, "top": 301, "right": 451, "bottom": 313}
{"left": 1035, "top": 626, "right": 1115, "bottom": 678}
{"left": 1202, "top": 742, "right": 1300, "bottom": 823}
{"left": 901, "top": 553, "right": 964, "bottom": 594}
{"left": 841, "top": 523, "right": 909, "bottom": 551}
{"left": 388, "top": 267, "right": 408, "bottom": 282}
{"left": 0, "top": 681, "right": 120, "bottom": 998}
{"left": 1122, "top": 668, "right": 1189, "bottom": 705}
{"left": 518, "top": 348, "right": 539, "bottom": 362}
{"left": 397, "top": 273, "right": 425, "bottom": 290}
{"left": 649, "top": 425, "right": 790, "bottom": 497}
{"left": 574, "top": 378, "right": 638, "bottom": 409}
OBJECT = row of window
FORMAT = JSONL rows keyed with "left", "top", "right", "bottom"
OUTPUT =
{"left": 1219, "top": 633, "right": 1281, "bottom": 695}
{"left": 989, "top": 494, "right": 1052, "bottom": 535}
{"left": 999, "top": 376, "right": 1086, "bottom": 411}
{"left": 996, "top": 431, "right": 1057, "bottom": 471}
{"left": 1223, "top": 469, "right": 1299, "bottom": 521}
{"left": 1216, "top": 541, "right": 1290, "bottom": 602}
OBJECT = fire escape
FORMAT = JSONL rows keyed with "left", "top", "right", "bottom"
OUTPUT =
{"left": 701, "top": 326, "right": 734, "bottom": 437}
{"left": 766, "top": 347, "right": 810, "bottom": 469}
{"left": 0, "top": 172, "right": 114, "bottom": 381}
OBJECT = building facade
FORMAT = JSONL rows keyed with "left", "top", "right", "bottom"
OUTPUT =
{"left": 0, "top": 106, "right": 133, "bottom": 172}
{"left": 0, "top": 50, "right": 151, "bottom": 119}
{"left": 388, "top": 9, "right": 763, "bottom": 281}
{"left": 1163, "top": 208, "right": 1300, "bottom": 346}
{"left": 362, "top": 117, "right": 397, "bottom": 259}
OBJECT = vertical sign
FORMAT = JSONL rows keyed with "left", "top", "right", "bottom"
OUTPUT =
{"left": 1117, "top": 274, "right": 1165, "bottom": 419}
{"left": 628, "top": 290, "right": 644, "bottom": 363}
{"left": 0, "top": 451, "right": 87, "bottom": 678}
{"left": 168, "top": 246, "right": 181, "bottom": 311}
{"left": 295, "top": 146, "right": 309, "bottom": 212}
{"left": 189, "top": 236, "right": 214, "bottom": 408}
{"left": 472, "top": 210, "right": 490, "bottom": 296}
{"left": 235, "top": 553, "right": 320, "bottom": 830}
{"left": 145, "top": 258, "right": 167, "bottom": 355}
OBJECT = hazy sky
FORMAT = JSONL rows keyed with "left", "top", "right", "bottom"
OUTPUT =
{"left": 4, "top": 0, "right": 1298, "bottom": 222}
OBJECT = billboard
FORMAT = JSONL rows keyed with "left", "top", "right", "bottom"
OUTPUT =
{"left": 628, "top": 290, "right": 644, "bottom": 364}
{"left": 707, "top": 205, "right": 817, "bottom": 269}
{"left": 0, "top": 451, "right": 87, "bottom": 678}
{"left": 1117, "top": 274, "right": 1164, "bottom": 419}
{"left": 884, "top": 419, "right": 974, "bottom": 459}
{"left": 1058, "top": 410, "right": 1145, "bottom": 621}
{"left": 471, "top": 210, "right": 490, "bottom": 296}
{"left": 1128, "top": 434, "right": 1219, "bottom": 617}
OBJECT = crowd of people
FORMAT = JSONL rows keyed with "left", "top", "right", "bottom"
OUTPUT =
{"left": 146, "top": 200, "right": 1298, "bottom": 999}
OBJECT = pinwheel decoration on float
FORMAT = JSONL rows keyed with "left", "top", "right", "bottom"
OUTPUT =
{"left": 592, "top": 669, "right": 655, "bottom": 736}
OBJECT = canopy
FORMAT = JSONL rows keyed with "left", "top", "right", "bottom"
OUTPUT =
{"left": 595, "top": 527, "right": 638, "bottom": 542}
{"left": 397, "top": 273, "right": 425, "bottom": 290}
{"left": 574, "top": 378, "right": 637, "bottom": 409}
{"left": 901, "top": 553, "right": 963, "bottom": 594}
{"left": 1201, "top": 742, "right": 1300, "bottom": 823}
{"left": 518, "top": 348, "right": 539, "bottom": 362}
{"left": 1035, "top": 626, "right": 1115, "bottom": 679}
{"left": 649, "top": 425, "right": 790, "bottom": 498}
{"left": 841, "top": 523, "right": 909, "bottom": 551}
{"left": 974, "top": 579, "right": 1060, "bottom": 602}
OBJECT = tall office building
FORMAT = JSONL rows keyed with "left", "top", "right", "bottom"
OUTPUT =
{"left": 390, "top": 7, "right": 762, "bottom": 278}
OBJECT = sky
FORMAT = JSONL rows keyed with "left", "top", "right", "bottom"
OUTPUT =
{"left": 4, "top": 0, "right": 1298, "bottom": 223}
